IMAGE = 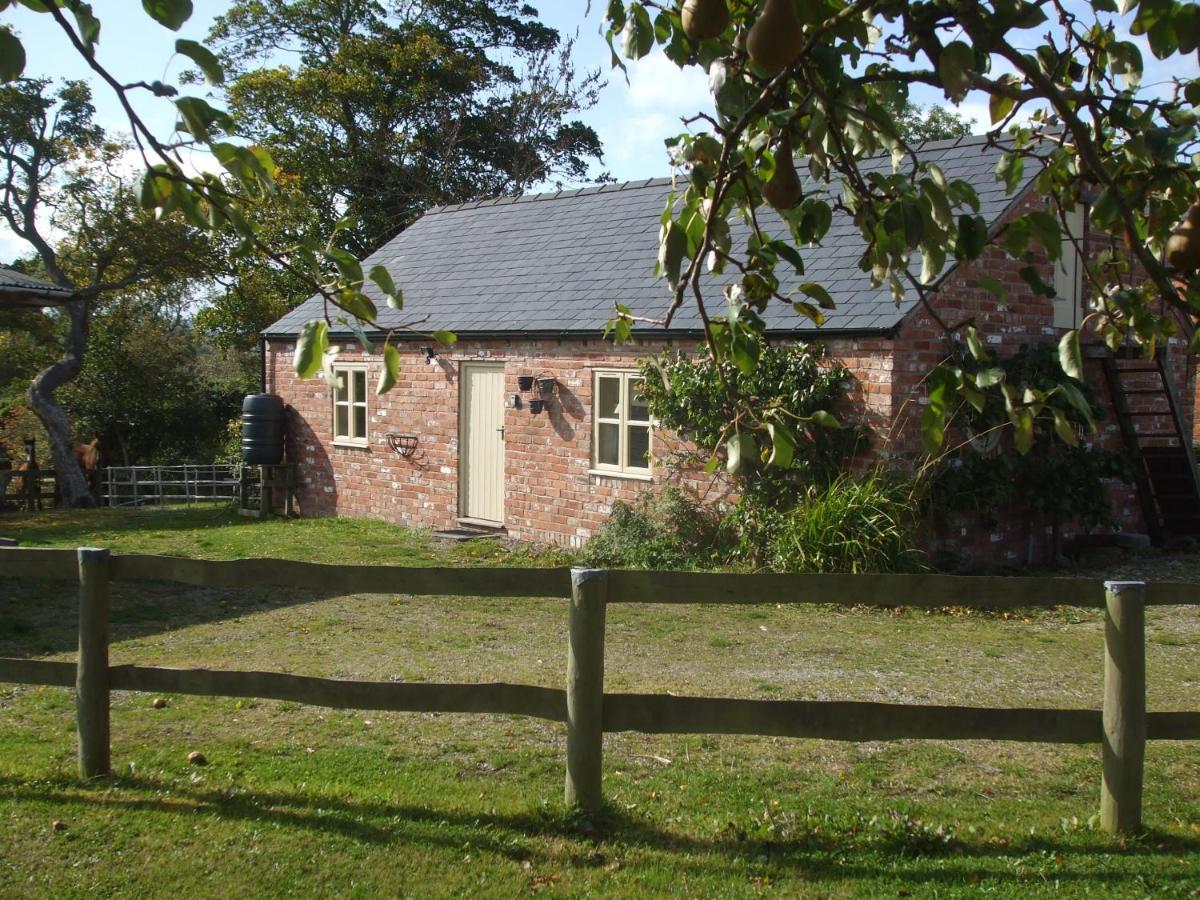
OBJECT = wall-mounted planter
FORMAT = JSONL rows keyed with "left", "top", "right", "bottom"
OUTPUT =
{"left": 517, "top": 375, "right": 535, "bottom": 392}
{"left": 536, "top": 376, "right": 557, "bottom": 397}
{"left": 386, "top": 433, "right": 419, "bottom": 458}
{"left": 529, "top": 399, "right": 545, "bottom": 415}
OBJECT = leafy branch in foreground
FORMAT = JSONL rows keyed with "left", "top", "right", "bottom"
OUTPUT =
{"left": 603, "top": 0, "right": 1200, "bottom": 463}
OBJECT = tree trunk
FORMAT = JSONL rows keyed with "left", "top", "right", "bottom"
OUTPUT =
{"left": 27, "top": 298, "right": 94, "bottom": 508}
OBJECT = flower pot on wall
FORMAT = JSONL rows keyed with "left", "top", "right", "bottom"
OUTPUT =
{"left": 536, "top": 376, "right": 557, "bottom": 397}
{"left": 529, "top": 399, "right": 545, "bottom": 415}
{"left": 517, "top": 375, "right": 535, "bottom": 392}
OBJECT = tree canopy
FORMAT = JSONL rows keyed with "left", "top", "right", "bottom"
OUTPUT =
{"left": 599, "top": 0, "right": 1200, "bottom": 465}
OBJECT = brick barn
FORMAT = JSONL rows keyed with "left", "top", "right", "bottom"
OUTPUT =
{"left": 262, "top": 134, "right": 1198, "bottom": 561}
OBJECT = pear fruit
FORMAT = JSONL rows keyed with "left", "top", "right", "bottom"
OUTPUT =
{"left": 1166, "top": 204, "right": 1200, "bottom": 274}
{"left": 763, "top": 136, "right": 803, "bottom": 210}
{"left": 682, "top": 0, "right": 731, "bottom": 41}
{"left": 747, "top": 0, "right": 804, "bottom": 73}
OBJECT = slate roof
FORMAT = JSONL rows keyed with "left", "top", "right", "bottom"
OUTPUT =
{"left": 0, "top": 266, "right": 75, "bottom": 307}
{"left": 265, "top": 134, "right": 1033, "bottom": 339}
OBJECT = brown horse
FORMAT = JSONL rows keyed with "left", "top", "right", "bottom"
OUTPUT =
{"left": 4, "top": 438, "right": 102, "bottom": 510}
{"left": 72, "top": 437, "right": 101, "bottom": 473}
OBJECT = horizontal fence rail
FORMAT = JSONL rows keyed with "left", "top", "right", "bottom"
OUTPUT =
{"left": 1, "top": 545, "right": 1198, "bottom": 834}
{"left": 102, "top": 465, "right": 239, "bottom": 508}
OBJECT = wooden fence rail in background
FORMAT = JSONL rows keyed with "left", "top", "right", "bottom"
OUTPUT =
{"left": 1, "top": 547, "right": 1199, "bottom": 834}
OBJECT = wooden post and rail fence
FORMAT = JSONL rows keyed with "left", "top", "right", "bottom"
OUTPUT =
{"left": 1, "top": 546, "right": 1198, "bottom": 834}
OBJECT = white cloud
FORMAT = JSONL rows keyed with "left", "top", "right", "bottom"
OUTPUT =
{"left": 591, "top": 50, "right": 713, "bottom": 179}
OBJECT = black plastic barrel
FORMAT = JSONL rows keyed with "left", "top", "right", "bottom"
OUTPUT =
{"left": 241, "top": 394, "right": 286, "bottom": 464}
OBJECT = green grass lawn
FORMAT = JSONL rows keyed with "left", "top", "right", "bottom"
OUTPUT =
{"left": 1, "top": 507, "right": 1198, "bottom": 897}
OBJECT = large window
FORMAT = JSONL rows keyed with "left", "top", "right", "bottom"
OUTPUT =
{"left": 592, "top": 370, "right": 652, "bottom": 476}
{"left": 332, "top": 364, "right": 368, "bottom": 446}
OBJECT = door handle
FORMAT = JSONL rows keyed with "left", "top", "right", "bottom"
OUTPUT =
{"left": 496, "top": 426, "right": 505, "bottom": 438}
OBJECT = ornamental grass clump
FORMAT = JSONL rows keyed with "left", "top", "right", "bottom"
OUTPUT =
{"left": 766, "top": 472, "right": 923, "bottom": 574}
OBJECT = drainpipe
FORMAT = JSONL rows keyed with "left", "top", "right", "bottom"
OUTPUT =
{"left": 259, "top": 336, "right": 267, "bottom": 394}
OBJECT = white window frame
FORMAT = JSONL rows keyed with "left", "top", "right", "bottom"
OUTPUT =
{"left": 1053, "top": 204, "right": 1086, "bottom": 329}
{"left": 590, "top": 369, "right": 653, "bottom": 480}
{"left": 331, "top": 362, "right": 369, "bottom": 447}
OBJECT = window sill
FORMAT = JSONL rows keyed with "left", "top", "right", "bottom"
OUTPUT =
{"left": 588, "top": 468, "right": 653, "bottom": 483}
{"left": 332, "top": 439, "right": 369, "bottom": 450}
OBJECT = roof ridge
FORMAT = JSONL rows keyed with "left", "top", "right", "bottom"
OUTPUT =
{"left": 418, "top": 132, "right": 1014, "bottom": 218}
{"left": 421, "top": 176, "right": 683, "bottom": 216}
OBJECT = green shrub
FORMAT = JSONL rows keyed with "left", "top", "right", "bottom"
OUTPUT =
{"left": 582, "top": 486, "right": 733, "bottom": 570}
{"left": 765, "top": 472, "right": 923, "bottom": 574}
{"left": 638, "top": 341, "right": 867, "bottom": 497}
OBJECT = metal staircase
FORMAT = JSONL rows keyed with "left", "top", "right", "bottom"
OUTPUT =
{"left": 1096, "top": 346, "right": 1200, "bottom": 545}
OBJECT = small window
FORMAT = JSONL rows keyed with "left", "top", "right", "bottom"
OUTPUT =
{"left": 592, "top": 371, "right": 652, "bottom": 476}
{"left": 332, "top": 364, "right": 368, "bottom": 445}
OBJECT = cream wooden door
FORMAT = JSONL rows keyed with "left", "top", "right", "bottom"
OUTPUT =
{"left": 460, "top": 363, "right": 506, "bottom": 524}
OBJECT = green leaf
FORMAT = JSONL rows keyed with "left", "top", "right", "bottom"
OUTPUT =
{"left": 792, "top": 301, "right": 826, "bottom": 326}
{"left": 795, "top": 281, "right": 836, "bottom": 309}
{"left": 989, "top": 89, "right": 1014, "bottom": 124}
{"left": 884, "top": 199, "right": 924, "bottom": 249}
{"left": 338, "top": 290, "right": 377, "bottom": 323}
{"left": 294, "top": 320, "right": 328, "bottom": 379}
{"left": 142, "top": 0, "right": 192, "bottom": 30}
{"left": 965, "top": 326, "right": 985, "bottom": 361}
{"left": 938, "top": 41, "right": 974, "bottom": 102}
{"left": 729, "top": 325, "right": 761, "bottom": 375}
{"left": 368, "top": 264, "right": 403, "bottom": 309}
{"left": 174, "top": 96, "right": 232, "bottom": 141}
{"left": 996, "top": 153, "right": 1024, "bottom": 194}
{"left": 378, "top": 345, "right": 400, "bottom": 395}
{"left": 175, "top": 38, "right": 223, "bottom": 84}
{"left": 431, "top": 330, "right": 457, "bottom": 345}
{"left": 1027, "top": 210, "right": 1062, "bottom": 261}
{"left": 767, "top": 421, "right": 796, "bottom": 468}
{"left": 1012, "top": 408, "right": 1034, "bottom": 454}
{"left": 1051, "top": 409, "right": 1079, "bottom": 447}
{"left": 0, "top": 28, "right": 25, "bottom": 82}
{"left": 71, "top": 4, "right": 101, "bottom": 49}
{"left": 325, "top": 248, "right": 363, "bottom": 287}
{"left": 954, "top": 214, "right": 988, "bottom": 260}
{"left": 657, "top": 219, "right": 687, "bottom": 285}
{"left": 810, "top": 410, "right": 841, "bottom": 429}
{"left": 621, "top": 3, "right": 654, "bottom": 59}
{"left": 975, "top": 367, "right": 1004, "bottom": 388}
{"left": 1058, "top": 330, "right": 1083, "bottom": 380}
{"left": 138, "top": 165, "right": 174, "bottom": 210}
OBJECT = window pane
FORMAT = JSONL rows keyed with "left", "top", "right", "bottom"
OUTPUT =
{"left": 334, "top": 372, "right": 348, "bottom": 402}
{"left": 597, "top": 376, "right": 620, "bottom": 419}
{"left": 335, "top": 404, "right": 349, "bottom": 437}
{"left": 597, "top": 422, "right": 620, "bottom": 466}
{"left": 354, "top": 405, "right": 367, "bottom": 439}
{"left": 627, "top": 425, "right": 650, "bottom": 470}
{"left": 627, "top": 377, "right": 649, "bottom": 422}
{"left": 353, "top": 370, "right": 366, "bottom": 402}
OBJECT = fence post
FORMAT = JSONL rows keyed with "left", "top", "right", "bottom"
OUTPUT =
{"left": 1101, "top": 580, "right": 1146, "bottom": 834}
{"left": 77, "top": 547, "right": 111, "bottom": 778}
{"left": 565, "top": 567, "right": 607, "bottom": 812}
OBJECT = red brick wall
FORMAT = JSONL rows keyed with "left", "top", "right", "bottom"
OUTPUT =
{"left": 266, "top": 336, "right": 894, "bottom": 546}
{"left": 889, "top": 192, "right": 1195, "bottom": 562}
